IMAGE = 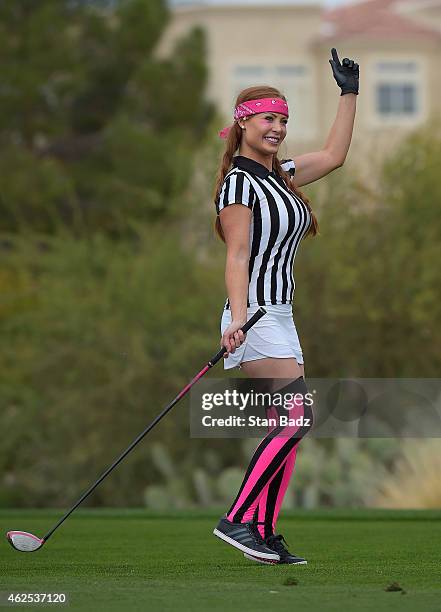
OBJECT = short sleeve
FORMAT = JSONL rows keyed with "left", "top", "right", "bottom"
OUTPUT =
{"left": 215, "top": 171, "right": 258, "bottom": 216}
{"left": 280, "top": 158, "right": 296, "bottom": 177}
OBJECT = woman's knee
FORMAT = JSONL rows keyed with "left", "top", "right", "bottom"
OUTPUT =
{"left": 275, "top": 376, "right": 314, "bottom": 435}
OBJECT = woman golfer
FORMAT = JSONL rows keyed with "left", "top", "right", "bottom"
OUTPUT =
{"left": 212, "top": 48, "right": 359, "bottom": 564}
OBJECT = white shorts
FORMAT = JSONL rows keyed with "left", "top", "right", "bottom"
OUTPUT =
{"left": 220, "top": 304, "right": 304, "bottom": 370}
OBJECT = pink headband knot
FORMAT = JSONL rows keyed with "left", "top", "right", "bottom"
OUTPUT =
{"left": 219, "top": 97, "right": 289, "bottom": 139}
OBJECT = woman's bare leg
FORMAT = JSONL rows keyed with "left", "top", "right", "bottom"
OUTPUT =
{"left": 240, "top": 357, "right": 304, "bottom": 382}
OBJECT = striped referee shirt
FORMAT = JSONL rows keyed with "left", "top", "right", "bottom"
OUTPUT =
{"left": 215, "top": 155, "right": 312, "bottom": 311}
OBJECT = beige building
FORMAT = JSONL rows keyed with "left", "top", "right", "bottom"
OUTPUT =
{"left": 156, "top": 0, "right": 441, "bottom": 160}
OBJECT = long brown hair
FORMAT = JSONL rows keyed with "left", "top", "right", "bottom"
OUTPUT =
{"left": 213, "top": 85, "right": 319, "bottom": 243}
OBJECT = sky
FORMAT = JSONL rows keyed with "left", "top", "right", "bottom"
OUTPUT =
{"left": 169, "top": 0, "right": 352, "bottom": 7}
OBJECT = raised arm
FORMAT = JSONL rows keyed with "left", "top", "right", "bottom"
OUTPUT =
{"left": 291, "top": 48, "right": 359, "bottom": 188}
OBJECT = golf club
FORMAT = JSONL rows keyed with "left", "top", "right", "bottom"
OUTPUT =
{"left": 6, "top": 307, "right": 267, "bottom": 552}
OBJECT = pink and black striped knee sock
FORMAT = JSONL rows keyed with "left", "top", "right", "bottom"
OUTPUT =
{"left": 226, "top": 376, "right": 313, "bottom": 527}
{"left": 252, "top": 394, "right": 300, "bottom": 539}
{"left": 253, "top": 445, "right": 298, "bottom": 539}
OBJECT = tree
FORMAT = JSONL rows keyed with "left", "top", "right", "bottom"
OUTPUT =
{"left": 0, "top": 0, "right": 215, "bottom": 235}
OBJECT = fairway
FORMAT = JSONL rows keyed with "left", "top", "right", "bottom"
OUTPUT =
{"left": 1, "top": 509, "right": 440, "bottom": 611}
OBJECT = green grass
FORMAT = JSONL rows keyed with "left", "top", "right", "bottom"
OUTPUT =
{"left": 0, "top": 509, "right": 440, "bottom": 611}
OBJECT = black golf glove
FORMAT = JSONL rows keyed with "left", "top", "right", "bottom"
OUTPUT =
{"left": 329, "top": 47, "right": 359, "bottom": 96}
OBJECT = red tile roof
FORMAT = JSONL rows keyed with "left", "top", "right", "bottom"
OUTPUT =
{"left": 315, "top": 0, "right": 441, "bottom": 43}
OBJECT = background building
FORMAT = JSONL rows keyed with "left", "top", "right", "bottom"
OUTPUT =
{"left": 156, "top": 0, "right": 441, "bottom": 160}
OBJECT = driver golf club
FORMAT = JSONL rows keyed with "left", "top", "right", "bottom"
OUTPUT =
{"left": 7, "top": 307, "right": 267, "bottom": 552}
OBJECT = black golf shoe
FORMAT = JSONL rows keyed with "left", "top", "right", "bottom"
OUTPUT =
{"left": 213, "top": 516, "right": 280, "bottom": 561}
{"left": 244, "top": 533, "right": 307, "bottom": 565}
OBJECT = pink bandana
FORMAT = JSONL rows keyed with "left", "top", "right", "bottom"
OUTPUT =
{"left": 219, "top": 97, "right": 289, "bottom": 139}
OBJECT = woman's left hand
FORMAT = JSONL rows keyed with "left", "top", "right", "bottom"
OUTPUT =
{"left": 329, "top": 47, "right": 359, "bottom": 96}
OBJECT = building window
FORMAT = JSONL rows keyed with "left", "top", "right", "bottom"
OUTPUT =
{"left": 275, "top": 65, "right": 306, "bottom": 78}
{"left": 232, "top": 64, "right": 307, "bottom": 95}
{"left": 234, "top": 66, "right": 266, "bottom": 80}
{"left": 373, "top": 60, "right": 423, "bottom": 122}
{"left": 377, "top": 61, "right": 418, "bottom": 74}
{"left": 377, "top": 83, "right": 417, "bottom": 115}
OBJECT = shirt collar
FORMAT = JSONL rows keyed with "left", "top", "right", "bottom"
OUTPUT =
{"left": 233, "top": 155, "right": 274, "bottom": 179}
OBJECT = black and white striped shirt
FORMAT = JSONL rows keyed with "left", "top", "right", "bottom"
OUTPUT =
{"left": 215, "top": 155, "right": 312, "bottom": 311}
